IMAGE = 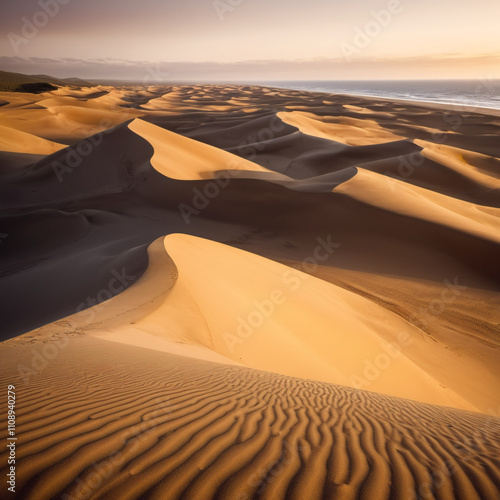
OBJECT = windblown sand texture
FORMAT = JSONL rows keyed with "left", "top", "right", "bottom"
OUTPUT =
{"left": 0, "top": 84, "right": 499, "bottom": 499}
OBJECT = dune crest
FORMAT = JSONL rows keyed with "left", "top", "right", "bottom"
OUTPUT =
{"left": 278, "top": 110, "right": 405, "bottom": 145}
{"left": 128, "top": 118, "right": 289, "bottom": 181}
{"left": 1, "top": 83, "right": 499, "bottom": 500}
{"left": 334, "top": 167, "right": 500, "bottom": 244}
{"left": 0, "top": 124, "right": 66, "bottom": 154}
{"left": 38, "top": 233, "right": 485, "bottom": 412}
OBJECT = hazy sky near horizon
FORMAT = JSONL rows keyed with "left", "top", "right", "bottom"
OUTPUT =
{"left": 0, "top": 0, "right": 499, "bottom": 80}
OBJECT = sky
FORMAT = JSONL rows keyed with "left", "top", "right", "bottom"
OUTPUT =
{"left": 0, "top": 0, "right": 499, "bottom": 81}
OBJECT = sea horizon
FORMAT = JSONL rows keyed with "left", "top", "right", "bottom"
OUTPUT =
{"left": 244, "top": 79, "right": 500, "bottom": 111}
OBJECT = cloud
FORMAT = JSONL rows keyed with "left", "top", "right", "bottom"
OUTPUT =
{"left": 1, "top": 54, "right": 499, "bottom": 81}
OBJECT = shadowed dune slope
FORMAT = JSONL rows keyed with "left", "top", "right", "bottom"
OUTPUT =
{"left": 1, "top": 83, "right": 500, "bottom": 500}
{"left": 151, "top": 106, "right": 500, "bottom": 207}
{"left": 1, "top": 106, "right": 500, "bottom": 339}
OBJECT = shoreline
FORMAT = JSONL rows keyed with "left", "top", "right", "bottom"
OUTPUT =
{"left": 336, "top": 92, "right": 500, "bottom": 116}
{"left": 245, "top": 83, "right": 500, "bottom": 116}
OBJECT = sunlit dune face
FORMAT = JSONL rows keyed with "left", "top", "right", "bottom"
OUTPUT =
{"left": 278, "top": 110, "right": 404, "bottom": 146}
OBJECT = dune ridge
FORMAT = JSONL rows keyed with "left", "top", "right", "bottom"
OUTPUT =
{"left": 128, "top": 118, "right": 289, "bottom": 181}
{"left": 25, "top": 233, "right": 481, "bottom": 410}
{"left": 1, "top": 83, "right": 499, "bottom": 499}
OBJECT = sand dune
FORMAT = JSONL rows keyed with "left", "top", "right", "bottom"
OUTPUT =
{"left": 0, "top": 85, "right": 160, "bottom": 144}
{"left": 0, "top": 124, "right": 66, "bottom": 155}
{"left": 278, "top": 110, "right": 405, "bottom": 146}
{"left": 45, "top": 232, "right": 475, "bottom": 410}
{"left": 1, "top": 83, "right": 499, "bottom": 500}
{"left": 1, "top": 335, "right": 499, "bottom": 500}
{"left": 161, "top": 235, "right": 478, "bottom": 408}
{"left": 334, "top": 168, "right": 500, "bottom": 244}
{"left": 128, "top": 118, "right": 288, "bottom": 181}
{"left": 416, "top": 139, "right": 500, "bottom": 186}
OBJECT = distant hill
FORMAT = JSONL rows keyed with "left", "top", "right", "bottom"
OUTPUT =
{"left": 0, "top": 70, "right": 93, "bottom": 92}
{"left": 62, "top": 77, "right": 94, "bottom": 86}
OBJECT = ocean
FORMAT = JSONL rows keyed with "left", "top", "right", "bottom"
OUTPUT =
{"left": 256, "top": 80, "right": 500, "bottom": 111}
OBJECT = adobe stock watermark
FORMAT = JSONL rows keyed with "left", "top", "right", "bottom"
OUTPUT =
{"left": 7, "top": 0, "right": 71, "bottom": 54}
{"left": 409, "top": 460, "right": 457, "bottom": 500}
{"left": 178, "top": 168, "right": 242, "bottom": 225}
{"left": 61, "top": 396, "right": 176, "bottom": 500}
{"left": 52, "top": 119, "right": 116, "bottom": 183}
{"left": 452, "top": 410, "right": 500, "bottom": 460}
{"left": 17, "top": 335, "right": 70, "bottom": 386}
{"left": 407, "top": 277, "right": 467, "bottom": 332}
{"left": 348, "top": 332, "right": 413, "bottom": 390}
{"left": 15, "top": 268, "right": 135, "bottom": 385}
{"left": 224, "top": 235, "right": 340, "bottom": 353}
{"left": 236, "top": 114, "right": 286, "bottom": 162}
{"left": 340, "top": 0, "right": 407, "bottom": 61}
{"left": 409, "top": 407, "right": 500, "bottom": 499}
{"left": 141, "top": 63, "right": 171, "bottom": 86}
{"left": 384, "top": 149, "right": 426, "bottom": 191}
{"left": 348, "top": 276, "right": 467, "bottom": 389}
{"left": 428, "top": 76, "right": 497, "bottom": 144}
{"left": 385, "top": 76, "right": 496, "bottom": 191}
{"left": 52, "top": 66, "right": 170, "bottom": 183}
{"left": 72, "top": 267, "right": 137, "bottom": 325}
{"left": 178, "top": 113, "right": 286, "bottom": 225}
{"left": 410, "top": 408, "right": 499, "bottom": 500}
{"left": 213, "top": 0, "right": 244, "bottom": 21}
{"left": 236, "top": 440, "right": 308, "bottom": 499}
